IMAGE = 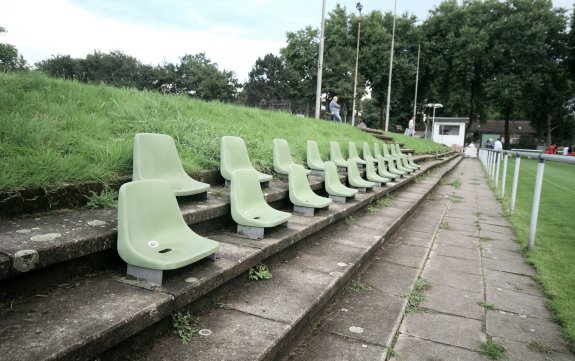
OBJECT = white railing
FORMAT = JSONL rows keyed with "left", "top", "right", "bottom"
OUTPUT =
{"left": 478, "top": 148, "right": 575, "bottom": 249}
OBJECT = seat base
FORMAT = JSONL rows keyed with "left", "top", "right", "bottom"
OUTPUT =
{"left": 225, "top": 180, "right": 270, "bottom": 188}
{"left": 293, "top": 205, "right": 315, "bottom": 217}
{"left": 237, "top": 224, "right": 265, "bottom": 239}
{"left": 178, "top": 191, "right": 208, "bottom": 200}
{"left": 372, "top": 182, "right": 382, "bottom": 187}
{"left": 127, "top": 264, "right": 163, "bottom": 286}
{"left": 310, "top": 169, "right": 325, "bottom": 177}
{"left": 329, "top": 195, "right": 348, "bottom": 203}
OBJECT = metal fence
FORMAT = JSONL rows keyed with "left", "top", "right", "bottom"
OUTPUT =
{"left": 478, "top": 148, "right": 575, "bottom": 249}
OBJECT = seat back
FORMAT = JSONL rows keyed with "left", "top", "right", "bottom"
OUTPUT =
{"left": 395, "top": 143, "right": 405, "bottom": 156}
{"left": 348, "top": 141, "right": 360, "bottom": 159}
{"left": 273, "top": 138, "right": 295, "bottom": 175}
{"left": 365, "top": 159, "right": 379, "bottom": 179}
{"left": 133, "top": 133, "right": 187, "bottom": 181}
{"left": 347, "top": 158, "right": 361, "bottom": 179}
{"left": 117, "top": 180, "right": 188, "bottom": 262}
{"left": 221, "top": 136, "right": 255, "bottom": 180}
{"left": 230, "top": 168, "right": 267, "bottom": 218}
{"left": 329, "top": 141, "right": 347, "bottom": 166}
{"left": 324, "top": 161, "right": 340, "bottom": 187}
{"left": 289, "top": 164, "right": 314, "bottom": 199}
{"left": 373, "top": 143, "right": 382, "bottom": 158}
{"left": 307, "top": 140, "right": 325, "bottom": 170}
{"left": 389, "top": 143, "right": 399, "bottom": 157}
{"left": 382, "top": 143, "right": 392, "bottom": 158}
{"left": 363, "top": 142, "right": 374, "bottom": 160}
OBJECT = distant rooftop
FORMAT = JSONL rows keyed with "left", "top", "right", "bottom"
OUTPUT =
{"left": 433, "top": 117, "right": 469, "bottom": 123}
{"left": 468, "top": 120, "right": 535, "bottom": 134}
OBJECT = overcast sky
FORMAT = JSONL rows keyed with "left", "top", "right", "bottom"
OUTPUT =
{"left": 1, "top": 0, "right": 572, "bottom": 82}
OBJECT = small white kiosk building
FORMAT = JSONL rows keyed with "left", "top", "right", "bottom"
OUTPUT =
{"left": 432, "top": 117, "right": 467, "bottom": 148}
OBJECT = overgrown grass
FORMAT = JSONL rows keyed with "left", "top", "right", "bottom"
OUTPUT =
{"left": 0, "top": 72, "right": 447, "bottom": 192}
{"left": 497, "top": 158, "right": 575, "bottom": 350}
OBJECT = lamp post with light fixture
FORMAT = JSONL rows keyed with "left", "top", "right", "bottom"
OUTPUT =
{"left": 426, "top": 103, "right": 443, "bottom": 140}
{"left": 351, "top": 2, "right": 363, "bottom": 126}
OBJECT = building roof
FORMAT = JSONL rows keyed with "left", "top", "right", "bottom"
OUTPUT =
{"left": 468, "top": 120, "right": 535, "bottom": 134}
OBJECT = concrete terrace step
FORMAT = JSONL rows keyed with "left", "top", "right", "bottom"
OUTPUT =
{"left": 107, "top": 157, "right": 462, "bottom": 361}
{"left": 0, "top": 153, "right": 448, "bottom": 282}
{"left": 0, "top": 155, "right": 458, "bottom": 361}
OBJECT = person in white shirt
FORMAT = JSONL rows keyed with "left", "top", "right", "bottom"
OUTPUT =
{"left": 494, "top": 138, "right": 503, "bottom": 151}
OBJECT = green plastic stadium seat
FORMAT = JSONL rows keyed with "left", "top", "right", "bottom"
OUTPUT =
{"left": 273, "top": 138, "right": 310, "bottom": 176}
{"left": 377, "top": 156, "right": 398, "bottom": 182}
{"left": 289, "top": 164, "right": 332, "bottom": 216}
{"left": 230, "top": 169, "right": 291, "bottom": 239}
{"left": 324, "top": 161, "right": 358, "bottom": 202}
{"left": 362, "top": 142, "right": 378, "bottom": 164}
{"left": 373, "top": 143, "right": 382, "bottom": 159}
{"left": 132, "top": 133, "right": 210, "bottom": 197}
{"left": 221, "top": 136, "right": 272, "bottom": 187}
{"left": 117, "top": 179, "right": 220, "bottom": 286}
{"left": 329, "top": 141, "right": 348, "bottom": 168}
{"left": 388, "top": 157, "right": 407, "bottom": 177}
{"left": 348, "top": 142, "right": 367, "bottom": 165}
{"left": 365, "top": 159, "right": 390, "bottom": 186}
{"left": 307, "top": 140, "right": 326, "bottom": 175}
{"left": 347, "top": 159, "right": 375, "bottom": 192}
{"left": 395, "top": 144, "right": 420, "bottom": 170}
{"left": 385, "top": 143, "right": 411, "bottom": 173}
{"left": 408, "top": 153, "right": 421, "bottom": 169}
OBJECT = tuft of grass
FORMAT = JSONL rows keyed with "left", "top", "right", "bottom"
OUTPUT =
{"left": 367, "top": 205, "right": 379, "bottom": 214}
{"left": 386, "top": 347, "right": 398, "bottom": 358}
{"left": 478, "top": 301, "right": 495, "bottom": 310}
{"left": 480, "top": 236, "right": 494, "bottom": 242}
{"left": 478, "top": 336, "right": 505, "bottom": 360}
{"left": 209, "top": 188, "right": 223, "bottom": 197}
{"left": 448, "top": 179, "right": 462, "bottom": 188}
{"left": 85, "top": 186, "right": 118, "bottom": 209}
{"left": 377, "top": 195, "right": 393, "bottom": 208}
{"left": 439, "top": 222, "right": 449, "bottom": 230}
{"left": 406, "top": 277, "right": 428, "bottom": 313}
{"left": 171, "top": 310, "right": 198, "bottom": 344}
{"left": 345, "top": 215, "right": 357, "bottom": 226}
{"left": 248, "top": 264, "right": 272, "bottom": 281}
{"left": 346, "top": 278, "right": 369, "bottom": 293}
{"left": 448, "top": 194, "right": 464, "bottom": 203}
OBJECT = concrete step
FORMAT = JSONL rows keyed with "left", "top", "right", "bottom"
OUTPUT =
{"left": 102, "top": 156, "right": 462, "bottom": 361}
{"left": 0, "top": 155, "right": 457, "bottom": 361}
{"left": 0, "top": 153, "right": 447, "bottom": 283}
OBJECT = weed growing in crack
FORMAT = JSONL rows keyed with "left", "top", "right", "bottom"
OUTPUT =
{"left": 346, "top": 278, "right": 369, "bottom": 293}
{"left": 527, "top": 341, "right": 555, "bottom": 354}
{"left": 480, "top": 236, "right": 494, "bottom": 242}
{"left": 367, "top": 205, "right": 379, "bottom": 214}
{"left": 448, "top": 179, "right": 462, "bottom": 188}
{"left": 478, "top": 336, "right": 505, "bottom": 360}
{"left": 171, "top": 310, "right": 198, "bottom": 344}
{"left": 85, "top": 186, "right": 118, "bottom": 209}
{"left": 406, "top": 277, "right": 428, "bottom": 313}
{"left": 345, "top": 215, "right": 357, "bottom": 226}
{"left": 478, "top": 301, "right": 495, "bottom": 310}
{"left": 248, "top": 264, "right": 273, "bottom": 281}
{"left": 377, "top": 196, "right": 393, "bottom": 208}
{"left": 439, "top": 222, "right": 449, "bottom": 230}
{"left": 448, "top": 194, "right": 464, "bottom": 203}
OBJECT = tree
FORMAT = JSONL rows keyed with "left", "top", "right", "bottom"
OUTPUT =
{"left": 176, "top": 53, "right": 238, "bottom": 102}
{"left": 280, "top": 26, "right": 319, "bottom": 115}
{"left": 243, "top": 53, "right": 288, "bottom": 109}
{"left": 0, "top": 26, "right": 28, "bottom": 71}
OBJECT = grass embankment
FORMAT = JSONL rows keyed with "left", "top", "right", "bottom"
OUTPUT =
{"left": 497, "top": 158, "right": 575, "bottom": 349}
{"left": 0, "top": 72, "right": 447, "bottom": 193}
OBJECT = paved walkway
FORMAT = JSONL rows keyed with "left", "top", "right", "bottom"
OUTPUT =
{"left": 288, "top": 158, "right": 574, "bottom": 361}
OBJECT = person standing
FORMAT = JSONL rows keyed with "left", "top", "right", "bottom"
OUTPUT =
{"left": 408, "top": 116, "right": 415, "bottom": 136}
{"left": 329, "top": 96, "right": 342, "bottom": 122}
{"left": 494, "top": 138, "right": 503, "bottom": 151}
{"left": 485, "top": 138, "right": 494, "bottom": 149}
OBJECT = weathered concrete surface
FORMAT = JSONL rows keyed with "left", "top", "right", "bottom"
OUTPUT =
{"left": 391, "top": 334, "right": 486, "bottom": 361}
{"left": 420, "top": 283, "right": 484, "bottom": 320}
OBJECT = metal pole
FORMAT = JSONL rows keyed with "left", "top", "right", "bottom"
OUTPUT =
{"left": 528, "top": 158, "right": 546, "bottom": 249}
{"left": 431, "top": 106, "right": 436, "bottom": 141}
{"left": 510, "top": 155, "right": 521, "bottom": 215}
{"left": 413, "top": 43, "right": 420, "bottom": 118}
{"left": 384, "top": 0, "right": 396, "bottom": 133}
{"left": 351, "top": 6, "right": 362, "bottom": 126}
{"left": 314, "top": 0, "right": 327, "bottom": 119}
{"left": 501, "top": 153, "right": 508, "bottom": 199}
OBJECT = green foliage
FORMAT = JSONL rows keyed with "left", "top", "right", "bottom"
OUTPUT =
{"left": 0, "top": 27, "right": 28, "bottom": 72}
{"left": 345, "top": 215, "right": 357, "bottom": 226}
{"left": 346, "top": 278, "right": 369, "bottom": 293}
{"left": 171, "top": 311, "right": 198, "bottom": 344}
{"left": 448, "top": 179, "right": 462, "bottom": 188}
{"left": 376, "top": 195, "right": 393, "bottom": 208}
{"left": 478, "top": 301, "right": 494, "bottom": 310}
{"left": 248, "top": 264, "right": 272, "bottom": 281}
{"left": 439, "top": 222, "right": 449, "bottom": 230}
{"left": 406, "top": 277, "right": 428, "bottom": 313}
{"left": 85, "top": 186, "right": 118, "bottom": 209}
{"left": 478, "top": 336, "right": 505, "bottom": 360}
{"left": 448, "top": 194, "right": 464, "bottom": 203}
{"left": 366, "top": 205, "right": 379, "bottom": 214}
